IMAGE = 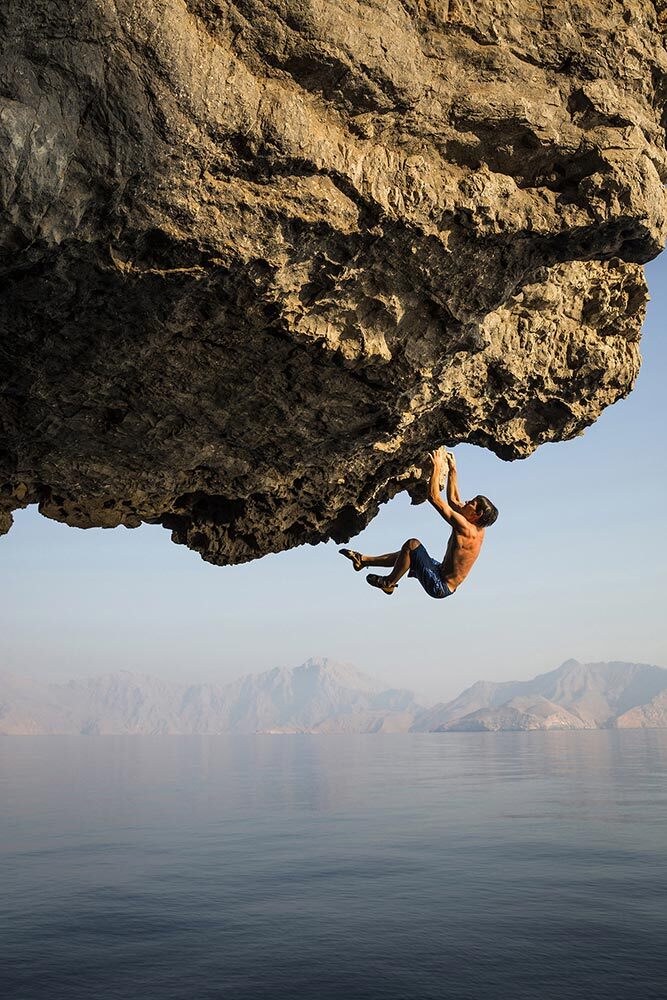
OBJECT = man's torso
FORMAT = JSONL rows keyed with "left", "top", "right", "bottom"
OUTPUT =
{"left": 441, "top": 527, "right": 484, "bottom": 590}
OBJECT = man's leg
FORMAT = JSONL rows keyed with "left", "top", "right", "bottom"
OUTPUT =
{"left": 366, "top": 539, "right": 420, "bottom": 594}
{"left": 340, "top": 548, "right": 399, "bottom": 571}
{"left": 386, "top": 538, "right": 421, "bottom": 585}
{"left": 358, "top": 551, "right": 400, "bottom": 567}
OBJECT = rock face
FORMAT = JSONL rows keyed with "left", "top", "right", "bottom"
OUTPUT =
{"left": 0, "top": 657, "right": 420, "bottom": 734}
{"left": 412, "top": 659, "right": 667, "bottom": 731}
{"left": 1, "top": 2, "right": 666, "bottom": 563}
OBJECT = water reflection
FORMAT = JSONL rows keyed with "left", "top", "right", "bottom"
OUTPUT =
{"left": 1, "top": 732, "right": 666, "bottom": 999}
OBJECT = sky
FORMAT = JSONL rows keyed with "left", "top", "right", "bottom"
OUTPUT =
{"left": 1, "top": 258, "right": 665, "bottom": 704}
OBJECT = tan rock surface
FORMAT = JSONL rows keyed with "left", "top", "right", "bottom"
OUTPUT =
{"left": 1, "top": 2, "right": 666, "bottom": 561}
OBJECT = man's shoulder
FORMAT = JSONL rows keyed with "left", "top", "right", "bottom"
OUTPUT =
{"left": 453, "top": 518, "right": 480, "bottom": 536}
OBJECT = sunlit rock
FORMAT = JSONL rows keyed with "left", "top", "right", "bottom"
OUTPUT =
{"left": 1, "top": 1, "right": 666, "bottom": 562}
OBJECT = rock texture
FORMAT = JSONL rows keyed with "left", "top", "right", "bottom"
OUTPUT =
{"left": 413, "top": 658, "right": 667, "bottom": 731}
{"left": 1, "top": 2, "right": 666, "bottom": 562}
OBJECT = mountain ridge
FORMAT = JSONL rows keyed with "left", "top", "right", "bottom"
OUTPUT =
{"left": 411, "top": 659, "right": 667, "bottom": 732}
{"left": 2, "top": 658, "right": 667, "bottom": 735}
{"left": 0, "top": 658, "right": 420, "bottom": 736}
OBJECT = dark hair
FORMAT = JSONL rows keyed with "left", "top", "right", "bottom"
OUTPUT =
{"left": 475, "top": 495, "right": 498, "bottom": 527}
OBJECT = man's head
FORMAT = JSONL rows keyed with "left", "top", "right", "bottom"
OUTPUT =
{"left": 463, "top": 495, "right": 498, "bottom": 527}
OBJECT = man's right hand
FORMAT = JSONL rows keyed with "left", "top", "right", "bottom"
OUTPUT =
{"left": 437, "top": 448, "right": 455, "bottom": 470}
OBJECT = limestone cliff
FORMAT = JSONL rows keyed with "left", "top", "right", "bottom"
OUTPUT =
{"left": 1, "top": 2, "right": 666, "bottom": 563}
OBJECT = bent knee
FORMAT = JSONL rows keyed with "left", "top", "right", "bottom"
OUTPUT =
{"left": 404, "top": 538, "right": 421, "bottom": 551}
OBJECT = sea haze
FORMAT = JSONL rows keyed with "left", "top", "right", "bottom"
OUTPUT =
{"left": 2, "top": 657, "right": 667, "bottom": 734}
{"left": 2, "top": 731, "right": 666, "bottom": 1000}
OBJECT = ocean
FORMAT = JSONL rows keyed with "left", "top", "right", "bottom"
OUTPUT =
{"left": 1, "top": 731, "right": 666, "bottom": 999}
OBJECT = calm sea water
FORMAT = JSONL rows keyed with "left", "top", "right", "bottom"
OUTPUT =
{"left": 1, "top": 732, "right": 666, "bottom": 1000}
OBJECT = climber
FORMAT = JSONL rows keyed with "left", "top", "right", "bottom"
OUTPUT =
{"left": 340, "top": 448, "right": 498, "bottom": 599}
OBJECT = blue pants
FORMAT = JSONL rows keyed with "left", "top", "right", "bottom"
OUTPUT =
{"left": 408, "top": 544, "right": 454, "bottom": 600}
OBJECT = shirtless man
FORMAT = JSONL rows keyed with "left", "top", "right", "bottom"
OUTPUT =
{"left": 340, "top": 449, "right": 498, "bottom": 599}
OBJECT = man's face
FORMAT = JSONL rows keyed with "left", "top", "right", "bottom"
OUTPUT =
{"left": 462, "top": 498, "right": 481, "bottom": 523}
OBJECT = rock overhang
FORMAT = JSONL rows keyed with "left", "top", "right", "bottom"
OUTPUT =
{"left": 0, "top": 0, "right": 666, "bottom": 563}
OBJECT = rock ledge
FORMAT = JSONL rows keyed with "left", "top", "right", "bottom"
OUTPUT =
{"left": 1, "top": 1, "right": 666, "bottom": 562}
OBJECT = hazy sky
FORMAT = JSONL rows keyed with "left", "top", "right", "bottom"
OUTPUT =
{"left": 2, "top": 258, "right": 665, "bottom": 703}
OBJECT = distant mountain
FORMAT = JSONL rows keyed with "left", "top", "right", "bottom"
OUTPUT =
{"left": 444, "top": 696, "right": 587, "bottom": 732}
{"left": 4, "top": 658, "right": 667, "bottom": 736}
{"left": 613, "top": 689, "right": 667, "bottom": 729}
{"left": 411, "top": 660, "right": 667, "bottom": 732}
{"left": 0, "top": 658, "right": 421, "bottom": 735}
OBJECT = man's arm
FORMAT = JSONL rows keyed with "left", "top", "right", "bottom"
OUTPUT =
{"left": 444, "top": 450, "right": 463, "bottom": 509}
{"left": 427, "top": 451, "right": 470, "bottom": 530}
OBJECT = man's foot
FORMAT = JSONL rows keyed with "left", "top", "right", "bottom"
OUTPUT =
{"left": 366, "top": 574, "right": 397, "bottom": 595}
{"left": 339, "top": 549, "right": 364, "bottom": 572}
